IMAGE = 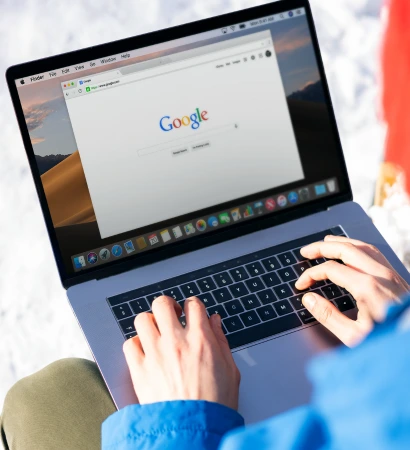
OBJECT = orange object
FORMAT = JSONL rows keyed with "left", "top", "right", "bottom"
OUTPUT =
{"left": 382, "top": 0, "right": 410, "bottom": 194}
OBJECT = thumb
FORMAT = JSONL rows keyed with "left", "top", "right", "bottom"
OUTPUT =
{"left": 302, "top": 292, "right": 360, "bottom": 347}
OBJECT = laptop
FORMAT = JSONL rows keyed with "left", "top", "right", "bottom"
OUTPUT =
{"left": 6, "top": 0, "right": 409, "bottom": 424}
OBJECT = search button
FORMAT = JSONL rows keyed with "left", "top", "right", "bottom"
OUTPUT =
{"left": 171, "top": 148, "right": 189, "bottom": 157}
{"left": 192, "top": 141, "right": 211, "bottom": 151}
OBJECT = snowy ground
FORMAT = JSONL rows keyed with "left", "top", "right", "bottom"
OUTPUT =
{"left": 0, "top": 0, "right": 385, "bottom": 418}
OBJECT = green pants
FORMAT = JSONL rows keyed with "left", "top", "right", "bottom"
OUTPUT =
{"left": 0, "top": 359, "right": 116, "bottom": 450}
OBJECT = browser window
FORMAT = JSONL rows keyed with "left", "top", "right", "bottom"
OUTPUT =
{"left": 64, "top": 31, "right": 304, "bottom": 239}
{"left": 16, "top": 7, "right": 345, "bottom": 275}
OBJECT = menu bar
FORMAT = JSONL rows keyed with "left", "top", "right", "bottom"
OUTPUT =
{"left": 16, "top": 8, "right": 305, "bottom": 87}
{"left": 71, "top": 177, "right": 338, "bottom": 272}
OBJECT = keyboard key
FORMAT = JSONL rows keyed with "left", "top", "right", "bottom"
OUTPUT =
{"left": 278, "top": 267, "right": 297, "bottom": 283}
{"left": 311, "top": 280, "right": 326, "bottom": 289}
{"left": 293, "top": 261, "right": 311, "bottom": 277}
{"left": 125, "top": 332, "right": 137, "bottom": 340}
{"left": 261, "top": 256, "right": 281, "bottom": 272}
{"left": 179, "top": 316, "right": 187, "bottom": 328}
{"left": 321, "top": 284, "right": 342, "bottom": 300}
{"left": 289, "top": 295, "right": 305, "bottom": 311}
{"left": 223, "top": 316, "right": 245, "bottom": 333}
{"left": 163, "top": 287, "right": 183, "bottom": 301}
{"left": 180, "top": 283, "right": 200, "bottom": 298}
{"left": 112, "top": 303, "right": 133, "bottom": 320}
{"left": 178, "top": 299, "right": 185, "bottom": 311}
{"left": 197, "top": 277, "right": 217, "bottom": 293}
{"left": 245, "top": 262, "right": 265, "bottom": 277}
{"left": 310, "top": 257, "right": 326, "bottom": 266}
{"left": 226, "top": 313, "right": 302, "bottom": 349}
{"left": 298, "top": 309, "right": 316, "bottom": 324}
{"left": 277, "top": 252, "right": 297, "bottom": 267}
{"left": 261, "top": 272, "right": 281, "bottom": 287}
{"left": 145, "top": 293, "right": 162, "bottom": 304}
{"left": 334, "top": 296, "right": 355, "bottom": 312}
{"left": 257, "top": 289, "right": 277, "bottom": 305}
{"left": 213, "top": 287, "right": 233, "bottom": 303}
{"left": 130, "top": 298, "right": 150, "bottom": 314}
{"left": 240, "top": 310, "right": 261, "bottom": 327}
{"left": 228, "top": 282, "right": 249, "bottom": 298}
{"left": 292, "top": 284, "right": 310, "bottom": 295}
{"left": 146, "top": 293, "right": 163, "bottom": 304}
{"left": 273, "top": 284, "right": 293, "bottom": 299}
{"left": 214, "top": 272, "right": 233, "bottom": 287}
{"left": 229, "top": 267, "right": 249, "bottom": 282}
{"left": 225, "top": 299, "right": 245, "bottom": 315}
{"left": 207, "top": 304, "right": 228, "bottom": 319}
{"left": 256, "top": 305, "right": 277, "bottom": 321}
{"left": 245, "top": 277, "right": 265, "bottom": 293}
{"left": 119, "top": 316, "right": 136, "bottom": 334}
{"left": 241, "top": 294, "right": 261, "bottom": 311}
{"left": 274, "top": 300, "right": 294, "bottom": 316}
{"left": 294, "top": 248, "right": 308, "bottom": 262}
{"left": 197, "top": 293, "right": 216, "bottom": 308}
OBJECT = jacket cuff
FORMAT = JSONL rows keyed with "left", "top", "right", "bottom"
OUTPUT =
{"left": 102, "top": 400, "right": 244, "bottom": 450}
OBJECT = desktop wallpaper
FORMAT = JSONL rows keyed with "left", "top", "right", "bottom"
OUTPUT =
{"left": 17, "top": 14, "right": 333, "bottom": 271}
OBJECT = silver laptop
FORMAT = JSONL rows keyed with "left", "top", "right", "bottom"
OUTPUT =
{"left": 7, "top": 0, "right": 409, "bottom": 424}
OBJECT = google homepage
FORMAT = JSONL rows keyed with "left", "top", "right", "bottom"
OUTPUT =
{"left": 64, "top": 31, "right": 304, "bottom": 239}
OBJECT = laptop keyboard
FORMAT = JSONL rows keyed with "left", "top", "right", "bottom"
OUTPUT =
{"left": 107, "top": 227, "right": 356, "bottom": 350}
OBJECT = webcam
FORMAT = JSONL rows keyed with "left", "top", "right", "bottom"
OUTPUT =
{"left": 20, "top": 79, "right": 25, "bottom": 85}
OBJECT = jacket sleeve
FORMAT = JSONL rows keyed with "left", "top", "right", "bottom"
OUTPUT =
{"left": 219, "top": 405, "right": 326, "bottom": 450}
{"left": 102, "top": 400, "right": 244, "bottom": 450}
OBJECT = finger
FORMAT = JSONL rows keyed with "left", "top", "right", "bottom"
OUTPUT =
{"left": 123, "top": 336, "right": 144, "bottom": 401}
{"left": 134, "top": 312, "right": 160, "bottom": 352}
{"left": 184, "top": 297, "right": 211, "bottom": 332}
{"left": 300, "top": 241, "right": 388, "bottom": 277}
{"left": 151, "top": 296, "right": 183, "bottom": 335}
{"left": 295, "top": 260, "right": 363, "bottom": 295}
{"left": 209, "top": 314, "right": 231, "bottom": 357}
{"left": 324, "top": 235, "right": 392, "bottom": 269}
{"left": 123, "top": 335, "right": 144, "bottom": 368}
{"left": 302, "top": 292, "right": 362, "bottom": 347}
{"left": 324, "top": 235, "right": 410, "bottom": 288}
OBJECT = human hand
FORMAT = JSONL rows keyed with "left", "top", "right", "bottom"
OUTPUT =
{"left": 123, "top": 296, "right": 240, "bottom": 410}
{"left": 295, "top": 235, "right": 410, "bottom": 347}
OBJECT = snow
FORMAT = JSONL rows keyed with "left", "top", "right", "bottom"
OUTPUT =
{"left": 0, "top": 0, "right": 387, "bottom": 419}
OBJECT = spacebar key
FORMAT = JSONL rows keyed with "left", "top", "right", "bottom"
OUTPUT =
{"left": 226, "top": 313, "right": 302, "bottom": 350}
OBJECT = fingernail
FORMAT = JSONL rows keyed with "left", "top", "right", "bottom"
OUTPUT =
{"left": 303, "top": 293, "right": 316, "bottom": 310}
{"left": 214, "top": 314, "right": 222, "bottom": 326}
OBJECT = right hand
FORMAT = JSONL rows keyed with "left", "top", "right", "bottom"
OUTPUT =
{"left": 295, "top": 235, "right": 410, "bottom": 347}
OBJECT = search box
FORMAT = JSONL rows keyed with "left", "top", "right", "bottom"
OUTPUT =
{"left": 138, "top": 123, "right": 239, "bottom": 157}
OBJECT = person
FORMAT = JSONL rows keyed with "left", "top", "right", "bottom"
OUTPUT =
{"left": 1, "top": 236, "right": 410, "bottom": 450}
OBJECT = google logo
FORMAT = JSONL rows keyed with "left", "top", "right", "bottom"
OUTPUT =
{"left": 160, "top": 108, "right": 209, "bottom": 132}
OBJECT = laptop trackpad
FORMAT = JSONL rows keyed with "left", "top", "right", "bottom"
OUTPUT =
{"left": 234, "top": 323, "right": 343, "bottom": 424}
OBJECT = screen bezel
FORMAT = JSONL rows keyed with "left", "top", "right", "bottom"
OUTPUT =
{"left": 6, "top": 0, "right": 352, "bottom": 289}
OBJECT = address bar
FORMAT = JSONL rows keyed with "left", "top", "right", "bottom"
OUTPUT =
{"left": 85, "top": 38, "right": 272, "bottom": 94}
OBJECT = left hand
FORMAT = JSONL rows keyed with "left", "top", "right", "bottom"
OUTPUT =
{"left": 123, "top": 296, "right": 241, "bottom": 410}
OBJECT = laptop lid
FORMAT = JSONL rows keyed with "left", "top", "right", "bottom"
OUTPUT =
{"left": 6, "top": 0, "right": 351, "bottom": 289}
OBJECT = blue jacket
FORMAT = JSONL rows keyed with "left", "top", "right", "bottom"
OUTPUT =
{"left": 102, "top": 298, "right": 410, "bottom": 449}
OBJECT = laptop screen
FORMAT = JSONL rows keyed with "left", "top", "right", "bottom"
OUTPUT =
{"left": 14, "top": 5, "right": 347, "bottom": 277}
